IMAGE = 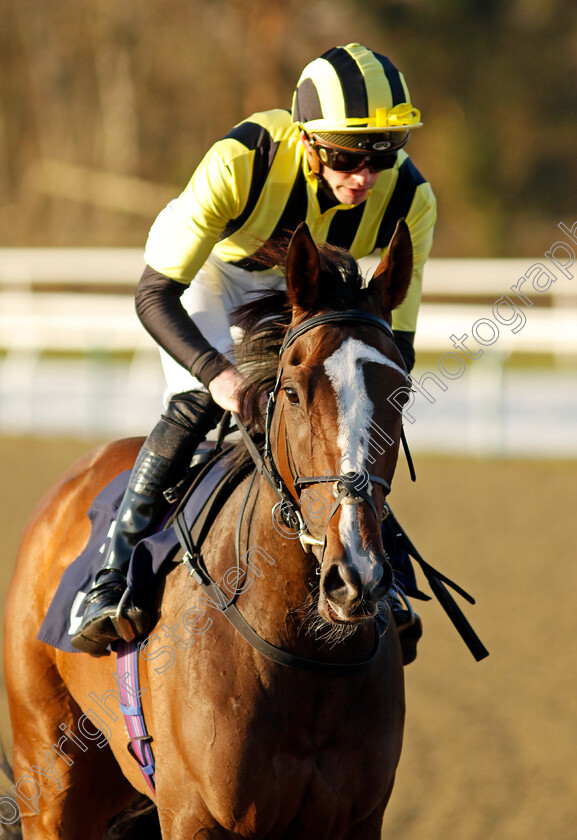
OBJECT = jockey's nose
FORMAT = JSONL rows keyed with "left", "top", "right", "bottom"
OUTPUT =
{"left": 352, "top": 167, "right": 372, "bottom": 184}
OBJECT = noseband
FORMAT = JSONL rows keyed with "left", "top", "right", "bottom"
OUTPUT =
{"left": 236, "top": 309, "right": 397, "bottom": 556}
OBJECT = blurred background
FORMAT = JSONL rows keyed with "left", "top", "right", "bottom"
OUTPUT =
{"left": 0, "top": 1, "right": 576, "bottom": 837}
{"left": 3, "top": 0, "right": 577, "bottom": 253}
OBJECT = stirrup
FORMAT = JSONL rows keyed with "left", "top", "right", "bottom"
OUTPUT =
{"left": 111, "top": 588, "right": 138, "bottom": 643}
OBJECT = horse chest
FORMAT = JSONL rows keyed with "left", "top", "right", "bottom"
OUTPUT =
{"left": 218, "top": 747, "right": 389, "bottom": 839}
{"left": 209, "top": 692, "right": 394, "bottom": 824}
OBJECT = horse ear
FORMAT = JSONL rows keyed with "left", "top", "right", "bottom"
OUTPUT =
{"left": 286, "top": 222, "right": 320, "bottom": 311}
{"left": 369, "top": 218, "right": 413, "bottom": 312}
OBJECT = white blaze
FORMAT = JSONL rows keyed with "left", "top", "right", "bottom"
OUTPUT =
{"left": 324, "top": 337, "right": 404, "bottom": 473}
{"left": 324, "top": 337, "right": 404, "bottom": 584}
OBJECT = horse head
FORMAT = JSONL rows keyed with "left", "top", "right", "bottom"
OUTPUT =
{"left": 269, "top": 220, "right": 413, "bottom": 628}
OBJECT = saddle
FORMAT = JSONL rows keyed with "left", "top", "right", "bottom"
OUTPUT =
{"left": 38, "top": 437, "right": 250, "bottom": 654}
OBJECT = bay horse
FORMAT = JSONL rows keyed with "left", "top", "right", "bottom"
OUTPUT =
{"left": 4, "top": 220, "right": 413, "bottom": 839}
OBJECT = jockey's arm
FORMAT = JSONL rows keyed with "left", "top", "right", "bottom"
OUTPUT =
{"left": 391, "top": 179, "right": 437, "bottom": 372}
{"left": 136, "top": 144, "right": 250, "bottom": 409}
{"left": 135, "top": 266, "right": 234, "bottom": 388}
{"left": 135, "top": 267, "right": 244, "bottom": 413}
{"left": 393, "top": 330, "right": 415, "bottom": 373}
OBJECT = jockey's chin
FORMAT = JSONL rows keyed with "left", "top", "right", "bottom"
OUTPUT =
{"left": 322, "top": 167, "right": 380, "bottom": 206}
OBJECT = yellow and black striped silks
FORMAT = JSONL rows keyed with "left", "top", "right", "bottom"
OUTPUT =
{"left": 145, "top": 109, "right": 436, "bottom": 333}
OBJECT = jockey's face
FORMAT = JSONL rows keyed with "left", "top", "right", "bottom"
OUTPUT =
{"left": 321, "top": 163, "right": 380, "bottom": 206}
{"left": 302, "top": 134, "right": 380, "bottom": 206}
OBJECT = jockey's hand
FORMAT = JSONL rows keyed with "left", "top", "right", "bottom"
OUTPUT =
{"left": 208, "top": 367, "right": 246, "bottom": 414}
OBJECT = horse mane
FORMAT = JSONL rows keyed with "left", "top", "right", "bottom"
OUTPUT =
{"left": 225, "top": 236, "right": 367, "bottom": 470}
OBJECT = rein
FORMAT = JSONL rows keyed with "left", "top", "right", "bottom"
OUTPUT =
{"left": 175, "top": 497, "right": 386, "bottom": 676}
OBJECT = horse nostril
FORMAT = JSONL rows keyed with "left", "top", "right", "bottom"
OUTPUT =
{"left": 322, "top": 562, "right": 363, "bottom": 607}
{"left": 323, "top": 564, "right": 348, "bottom": 600}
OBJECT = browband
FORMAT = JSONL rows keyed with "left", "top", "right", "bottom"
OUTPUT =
{"left": 280, "top": 309, "right": 393, "bottom": 355}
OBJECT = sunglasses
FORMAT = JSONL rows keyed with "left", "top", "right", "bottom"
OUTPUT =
{"left": 310, "top": 131, "right": 409, "bottom": 173}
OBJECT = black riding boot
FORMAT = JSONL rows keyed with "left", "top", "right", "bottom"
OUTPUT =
{"left": 71, "top": 390, "right": 223, "bottom": 656}
{"left": 70, "top": 449, "right": 173, "bottom": 655}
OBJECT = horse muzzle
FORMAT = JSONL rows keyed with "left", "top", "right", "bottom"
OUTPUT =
{"left": 319, "top": 552, "right": 392, "bottom": 623}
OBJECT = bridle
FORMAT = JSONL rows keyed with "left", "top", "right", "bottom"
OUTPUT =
{"left": 175, "top": 307, "right": 407, "bottom": 675}
{"left": 235, "top": 308, "right": 399, "bottom": 558}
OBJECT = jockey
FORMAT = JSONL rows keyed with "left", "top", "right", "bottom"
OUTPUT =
{"left": 71, "top": 43, "right": 436, "bottom": 661}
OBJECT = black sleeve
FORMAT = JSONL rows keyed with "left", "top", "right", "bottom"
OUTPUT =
{"left": 393, "top": 330, "right": 415, "bottom": 373}
{"left": 134, "top": 264, "right": 234, "bottom": 388}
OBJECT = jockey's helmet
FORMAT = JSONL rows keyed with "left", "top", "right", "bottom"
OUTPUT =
{"left": 292, "top": 43, "right": 422, "bottom": 165}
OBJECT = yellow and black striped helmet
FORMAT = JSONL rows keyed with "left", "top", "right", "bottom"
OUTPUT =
{"left": 292, "top": 43, "right": 422, "bottom": 143}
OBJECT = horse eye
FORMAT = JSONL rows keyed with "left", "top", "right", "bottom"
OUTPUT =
{"left": 394, "top": 389, "right": 411, "bottom": 406}
{"left": 284, "top": 387, "right": 300, "bottom": 405}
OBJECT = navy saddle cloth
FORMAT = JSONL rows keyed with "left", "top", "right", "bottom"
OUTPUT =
{"left": 38, "top": 455, "right": 233, "bottom": 653}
